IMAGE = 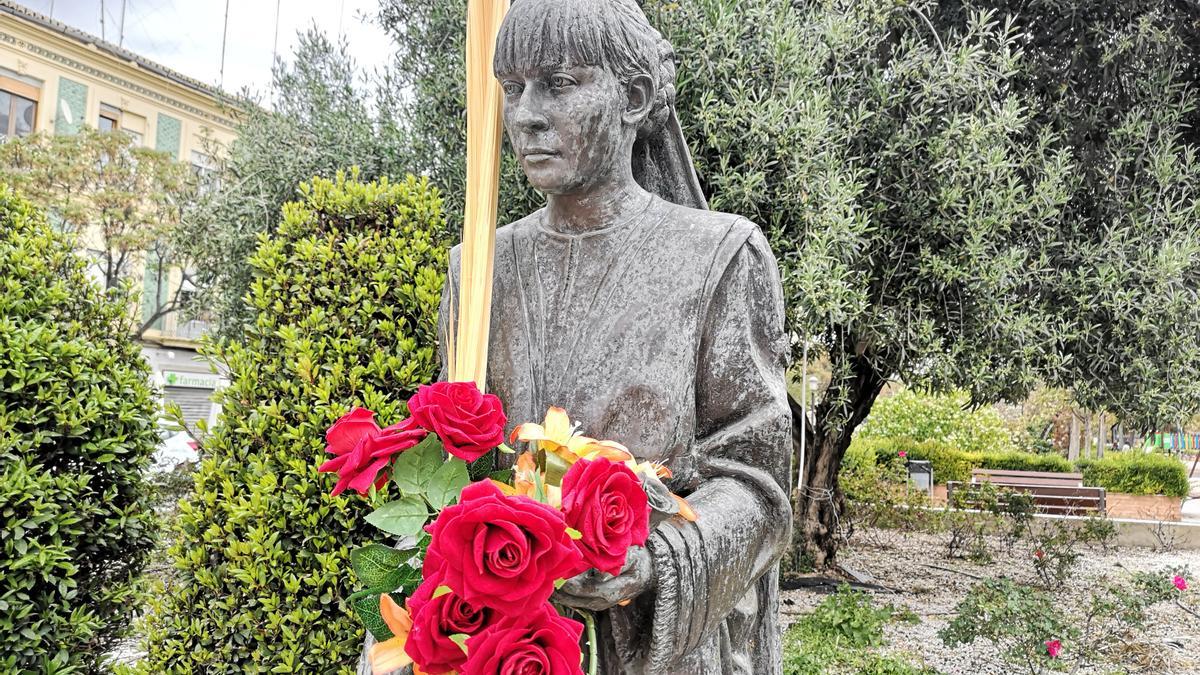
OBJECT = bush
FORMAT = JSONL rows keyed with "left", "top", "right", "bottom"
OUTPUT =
{"left": 979, "top": 450, "right": 1073, "bottom": 474}
{"left": 857, "top": 389, "right": 1017, "bottom": 455}
{"left": 137, "top": 172, "right": 448, "bottom": 672}
{"left": 783, "top": 586, "right": 930, "bottom": 675}
{"left": 846, "top": 438, "right": 1075, "bottom": 485}
{"left": 0, "top": 185, "right": 159, "bottom": 672}
{"left": 1079, "top": 452, "right": 1189, "bottom": 497}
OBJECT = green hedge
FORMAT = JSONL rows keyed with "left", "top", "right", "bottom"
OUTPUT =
{"left": 847, "top": 436, "right": 1188, "bottom": 497}
{"left": 1079, "top": 452, "right": 1189, "bottom": 498}
{"left": 138, "top": 172, "right": 448, "bottom": 673}
{"left": 0, "top": 185, "right": 159, "bottom": 672}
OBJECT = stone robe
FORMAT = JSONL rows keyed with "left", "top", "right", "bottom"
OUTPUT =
{"left": 363, "top": 195, "right": 792, "bottom": 674}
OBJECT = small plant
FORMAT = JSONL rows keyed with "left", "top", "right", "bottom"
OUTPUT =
{"left": 940, "top": 578, "right": 1073, "bottom": 675}
{"left": 784, "top": 586, "right": 933, "bottom": 675}
{"left": 840, "top": 451, "right": 931, "bottom": 548}
{"left": 1026, "top": 520, "right": 1089, "bottom": 589}
{"left": 1076, "top": 513, "right": 1118, "bottom": 552}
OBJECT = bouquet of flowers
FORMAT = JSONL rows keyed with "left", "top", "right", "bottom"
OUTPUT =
{"left": 318, "top": 381, "right": 695, "bottom": 674}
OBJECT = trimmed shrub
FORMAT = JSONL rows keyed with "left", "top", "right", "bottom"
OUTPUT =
{"left": 978, "top": 450, "right": 1073, "bottom": 474}
{"left": 846, "top": 438, "right": 1075, "bottom": 485}
{"left": 137, "top": 172, "right": 447, "bottom": 672}
{"left": 1079, "top": 452, "right": 1189, "bottom": 498}
{"left": 858, "top": 389, "right": 1016, "bottom": 455}
{"left": 0, "top": 185, "right": 159, "bottom": 672}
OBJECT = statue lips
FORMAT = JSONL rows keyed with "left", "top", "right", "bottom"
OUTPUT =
{"left": 522, "top": 147, "right": 559, "bottom": 163}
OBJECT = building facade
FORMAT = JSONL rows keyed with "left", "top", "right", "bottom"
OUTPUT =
{"left": 0, "top": 0, "right": 239, "bottom": 430}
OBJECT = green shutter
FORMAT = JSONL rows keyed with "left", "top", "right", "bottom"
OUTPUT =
{"left": 142, "top": 251, "right": 167, "bottom": 330}
{"left": 155, "top": 113, "right": 182, "bottom": 159}
{"left": 54, "top": 77, "right": 88, "bottom": 135}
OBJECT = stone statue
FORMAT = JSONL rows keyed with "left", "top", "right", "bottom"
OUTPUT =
{"left": 362, "top": 0, "right": 792, "bottom": 672}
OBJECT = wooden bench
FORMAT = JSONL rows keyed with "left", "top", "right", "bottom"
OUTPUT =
{"left": 948, "top": 468, "right": 1105, "bottom": 516}
{"left": 972, "top": 468, "right": 1084, "bottom": 488}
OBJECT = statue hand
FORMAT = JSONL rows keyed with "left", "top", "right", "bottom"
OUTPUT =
{"left": 553, "top": 546, "right": 654, "bottom": 612}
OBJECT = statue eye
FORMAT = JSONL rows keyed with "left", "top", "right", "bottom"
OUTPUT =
{"left": 549, "top": 74, "right": 578, "bottom": 91}
{"left": 501, "top": 80, "right": 524, "bottom": 97}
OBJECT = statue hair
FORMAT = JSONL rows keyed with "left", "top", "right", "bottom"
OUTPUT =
{"left": 493, "top": 0, "right": 708, "bottom": 209}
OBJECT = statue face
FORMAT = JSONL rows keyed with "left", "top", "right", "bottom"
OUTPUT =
{"left": 498, "top": 63, "right": 631, "bottom": 195}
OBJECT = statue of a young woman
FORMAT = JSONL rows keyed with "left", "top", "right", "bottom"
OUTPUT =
{"left": 365, "top": 1, "right": 792, "bottom": 672}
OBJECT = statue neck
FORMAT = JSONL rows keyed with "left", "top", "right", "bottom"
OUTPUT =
{"left": 544, "top": 180, "right": 653, "bottom": 236}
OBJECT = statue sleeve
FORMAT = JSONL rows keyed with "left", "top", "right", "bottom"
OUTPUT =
{"left": 612, "top": 223, "right": 793, "bottom": 672}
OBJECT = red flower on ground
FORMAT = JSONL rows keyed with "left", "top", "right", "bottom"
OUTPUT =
{"left": 407, "top": 381, "right": 506, "bottom": 462}
{"left": 462, "top": 603, "right": 584, "bottom": 675}
{"left": 423, "top": 480, "right": 584, "bottom": 615}
{"left": 1174, "top": 574, "right": 1188, "bottom": 591}
{"left": 318, "top": 408, "right": 426, "bottom": 496}
{"left": 405, "top": 576, "right": 493, "bottom": 674}
{"left": 1045, "top": 639, "right": 1062, "bottom": 658}
{"left": 560, "top": 457, "right": 651, "bottom": 576}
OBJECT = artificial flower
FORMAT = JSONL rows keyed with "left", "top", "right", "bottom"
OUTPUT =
{"left": 318, "top": 409, "right": 426, "bottom": 496}
{"left": 423, "top": 480, "right": 585, "bottom": 615}
{"left": 561, "top": 457, "right": 651, "bottom": 576}
{"left": 463, "top": 602, "right": 584, "bottom": 675}
{"left": 408, "top": 381, "right": 506, "bottom": 462}
{"left": 370, "top": 593, "right": 415, "bottom": 673}
{"left": 405, "top": 576, "right": 493, "bottom": 674}
{"left": 510, "top": 406, "right": 633, "bottom": 464}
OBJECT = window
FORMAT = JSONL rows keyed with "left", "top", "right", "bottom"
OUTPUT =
{"left": 190, "top": 150, "right": 220, "bottom": 193}
{"left": 0, "top": 74, "right": 39, "bottom": 138}
{"left": 98, "top": 103, "right": 120, "bottom": 132}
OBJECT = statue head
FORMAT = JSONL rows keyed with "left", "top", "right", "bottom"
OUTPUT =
{"left": 494, "top": 0, "right": 706, "bottom": 207}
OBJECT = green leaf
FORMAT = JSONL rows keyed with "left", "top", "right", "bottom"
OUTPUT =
{"left": 467, "top": 450, "right": 496, "bottom": 481}
{"left": 349, "top": 544, "right": 417, "bottom": 588}
{"left": 566, "top": 527, "right": 583, "bottom": 541}
{"left": 432, "top": 585, "right": 452, "bottom": 599}
{"left": 349, "top": 591, "right": 392, "bottom": 642}
{"left": 391, "top": 433, "right": 445, "bottom": 495}
{"left": 449, "top": 633, "right": 469, "bottom": 654}
{"left": 427, "top": 458, "right": 470, "bottom": 509}
{"left": 364, "top": 495, "right": 431, "bottom": 538}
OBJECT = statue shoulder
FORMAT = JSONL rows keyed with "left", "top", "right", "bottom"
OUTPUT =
{"left": 658, "top": 200, "right": 765, "bottom": 258}
{"left": 446, "top": 209, "right": 545, "bottom": 276}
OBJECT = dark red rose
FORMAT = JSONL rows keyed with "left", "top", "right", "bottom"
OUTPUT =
{"left": 407, "top": 381, "right": 506, "bottom": 462}
{"left": 462, "top": 603, "right": 584, "bottom": 675}
{"left": 424, "top": 480, "right": 584, "bottom": 615}
{"left": 560, "top": 457, "right": 651, "bottom": 576}
{"left": 404, "top": 576, "right": 494, "bottom": 674}
{"left": 318, "top": 409, "right": 426, "bottom": 496}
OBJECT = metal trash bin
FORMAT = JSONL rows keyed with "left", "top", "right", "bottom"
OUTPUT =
{"left": 906, "top": 459, "right": 933, "bottom": 496}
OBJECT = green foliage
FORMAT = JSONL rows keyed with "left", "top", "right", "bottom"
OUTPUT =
{"left": 782, "top": 586, "right": 931, "bottom": 675}
{"left": 182, "top": 30, "right": 412, "bottom": 340}
{"left": 979, "top": 451, "right": 1073, "bottom": 474}
{"left": 0, "top": 185, "right": 159, "bottom": 672}
{"left": 137, "top": 173, "right": 448, "bottom": 673}
{"left": 0, "top": 128, "right": 199, "bottom": 336}
{"left": 1078, "top": 452, "right": 1189, "bottom": 497}
{"left": 941, "top": 579, "right": 1070, "bottom": 674}
{"left": 847, "top": 437, "right": 1073, "bottom": 485}
{"left": 859, "top": 390, "right": 1017, "bottom": 455}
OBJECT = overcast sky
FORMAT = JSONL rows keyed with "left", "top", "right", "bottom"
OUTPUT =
{"left": 19, "top": 0, "right": 395, "bottom": 98}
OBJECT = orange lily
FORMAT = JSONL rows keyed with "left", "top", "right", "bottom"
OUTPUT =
{"left": 510, "top": 406, "right": 633, "bottom": 465}
{"left": 370, "top": 594, "right": 418, "bottom": 673}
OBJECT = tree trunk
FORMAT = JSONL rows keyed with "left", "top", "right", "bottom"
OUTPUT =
{"left": 1068, "top": 412, "right": 1080, "bottom": 461}
{"left": 1097, "top": 412, "right": 1107, "bottom": 459}
{"left": 1084, "top": 414, "right": 1093, "bottom": 460}
{"left": 787, "top": 353, "right": 885, "bottom": 571}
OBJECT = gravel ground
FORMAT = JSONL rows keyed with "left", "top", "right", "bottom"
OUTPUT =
{"left": 782, "top": 530, "right": 1200, "bottom": 675}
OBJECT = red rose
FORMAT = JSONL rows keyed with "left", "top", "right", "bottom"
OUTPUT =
{"left": 424, "top": 480, "right": 584, "bottom": 615}
{"left": 404, "top": 575, "right": 493, "bottom": 674}
{"left": 561, "top": 457, "right": 651, "bottom": 576}
{"left": 462, "top": 603, "right": 584, "bottom": 675}
{"left": 407, "top": 381, "right": 506, "bottom": 462}
{"left": 318, "top": 409, "right": 426, "bottom": 496}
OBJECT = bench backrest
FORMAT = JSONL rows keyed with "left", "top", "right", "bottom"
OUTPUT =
{"left": 972, "top": 468, "right": 1084, "bottom": 488}
{"left": 948, "top": 481, "right": 1106, "bottom": 516}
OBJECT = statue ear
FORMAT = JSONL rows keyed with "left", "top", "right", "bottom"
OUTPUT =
{"left": 623, "top": 73, "right": 655, "bottom": 128}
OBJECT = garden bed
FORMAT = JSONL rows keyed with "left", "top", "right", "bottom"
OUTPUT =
{"left": 781, "top": 530, "right": 1200, "bottom": 674}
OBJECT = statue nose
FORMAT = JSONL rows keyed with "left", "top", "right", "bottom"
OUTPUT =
{"left": 512, "top": 93, "right": 550, "bottom": 132}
